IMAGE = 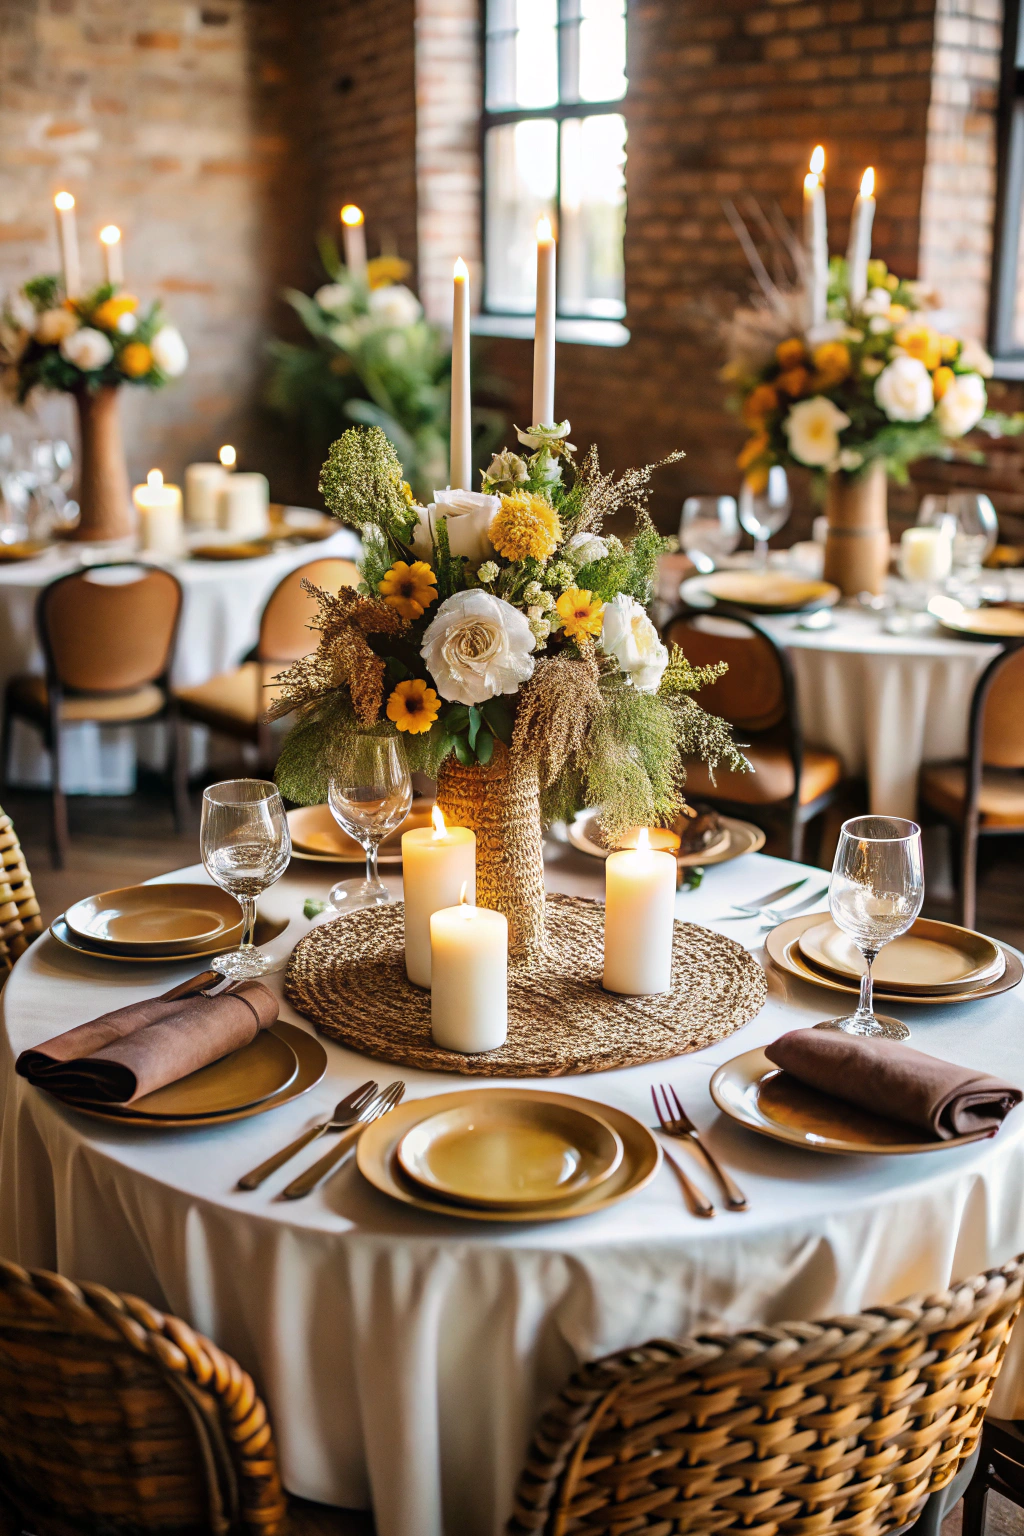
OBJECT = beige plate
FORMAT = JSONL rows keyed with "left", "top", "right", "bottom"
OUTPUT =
{"left": 765, "top": 912, "right": 1023, "bottom": 1005}
{"left": 797, "top": 915, "right": 1004, "bottom": 993}
{"left": 58, "top": 1022, "right": 325, "bottom": 1128}
{"left": 66, "top": 1029, "right": 298, "bottom": 1120}
{"left": 939, "top": 606, "right": 1024, "bottom": 640}
{"left": 65, "top": 882, "right": 243, "bottom": 955}
{"left": 287, "top": 800, "right": 435, "bottom": 866}
{"left": 0, "top": 540, "right": 48, "bottom": 562}
{"left": 358, "top": 1090, "right": 661, "bottom": 1223}
{"left": 711, "top": 1047, "right": 995, "bottom": 1155}
{"left": 396, "top": 1093, "right": 623, "bottom": 1209}
{"left": 49, "top": 909, "right": 287, "bottom": 964}
{"left": 568, "top": 808, "right": 764, "bottom": 869}
{"left": 191, "top": 541, "right": 271, "bottom": 561}
{"left": 701, "top": 572, "right": 841, "bottom": 614}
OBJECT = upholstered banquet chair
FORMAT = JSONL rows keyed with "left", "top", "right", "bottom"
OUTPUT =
{"left": 1, "top": 565, "right": 185, "bottom": 868}
{"left": 662, "top": 606, "right": 843, "bottom": 860}
{"left": 509, "top": 1257, "right": 1024, "bottom": 1536}
{"left": 172, "top": 558, "right": 361, "bottom": 775}
{"left": 0, "top": 803, "right": 42, "bottom": 990}
{"left": 919, "top": 644, "right": 1024, "bottom": 929}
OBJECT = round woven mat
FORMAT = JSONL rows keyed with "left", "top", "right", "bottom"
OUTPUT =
{"left": 284, "top": 894, "right": 767, "bottom": 1077}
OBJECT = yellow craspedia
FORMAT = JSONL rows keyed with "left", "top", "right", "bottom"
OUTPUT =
{"left": 386, "top": 677, "right": 440, "bottom": 734}
{"left": 92, "top": 294, "right": 138, "bottom": 331}
{"left": 119, "top": 342, "right": 153, "bottom": 378}
{"left": 378, "top": 559, "right": 437, "bottom": 621}
{"left": 556, "top": 588, "right": 604, "bottom": 640}
{"left": 489, "top": 491, "right": 562, "bottom": 563}
{"left": 367, "top": 255, "right": 412, "bottom": 290}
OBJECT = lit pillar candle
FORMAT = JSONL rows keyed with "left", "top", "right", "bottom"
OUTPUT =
{"left": 532, "top": 216, "right": 556, "bottom": 427}
{"left": 133, "top": 470, "right": 184, "bottom": 556}
{"left": 803, "top": 147, "right": 828, "bottom": 328}
{"left": 341, "top": 204, "right": 368, "bottom": 280}
{"left": 899, "top": 524, "right": 953, "bottom": 584}
{"left": 402, "top": 805, "right": 476, "bottom": 988}
{"left": 450, "top": 257, "right": 472, "bottom": 491}
{"left": 218, "top": 471, "right": 270, "bottom": 537}
{"left": 219, "top": 444, "right": 237, "bottom": 471}
{"left": 54, "top": 192, "right": 81, "bottom": 298}
{"left": 184, "top": 462, "right": 228, "bottom": 528}
{"left": 99, "top": 224, "right": 123, "bottom": 286}
{"left": 430, "top": 888, "right": 508, "bottom": 1053}
{"left": 603, "top": 828, "right": 676, "bottom": 996}
{"left": 846, "top": 167, "right": 876, "bottom": 309}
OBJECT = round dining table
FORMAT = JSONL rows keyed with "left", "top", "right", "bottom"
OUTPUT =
{"left": 3, "top": 842, "right": 1024, "bottom": 1536}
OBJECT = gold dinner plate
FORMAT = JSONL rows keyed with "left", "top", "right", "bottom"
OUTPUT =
{"left": 0, "top": 540, "right": 48, "bottom": 562}
{"left": 49, "top": 909, "right": 287, "bottom": 964}
{"left": 568, "top": 808, "right": 763, "bottom": 869}
{"left": 65, "top": 883, "right": 243, "bottom": 955}
{"left": 65, "top": 1029, "right": 298, "bottom": 1121}
{"left": 287, "top": 799, "right": 435, "bottom": 865}
{"left": 358, "top": 1090, "right": 660, "bottom": 1223}
{"left": 797, "top": 916, "right": 1004, "bottom": 993}
{"left": 396, "top": 1094, "right": 623, "bottom": 1209}
{"left": 710, "top": 1047, "right": 996, "bottom": 1155}
{"left": 700, "top": 573, "right": 841, "bottom": 614}
{"left": 938, "top": 606, "right": 1024, "bottom": 640}
{"left": 765, "top": 912, "right": 1023, "bottom": 1005}
{"left": 58, "top": 1022, "right": 325, "bottom": 1128}
{"left": 190, "top": 541, "right": 272, "bottom": 561}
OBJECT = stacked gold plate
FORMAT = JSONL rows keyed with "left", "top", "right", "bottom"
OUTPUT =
{"left": 698, "top": 572, "right": 840, "bottom": 614}
{"left": 568, "top": 806, "right": 765, "bottom": 869}
{"left": 49, "top": 882, "right": 292, "bottom": 965}
{"left": 287, "top": 798, "right": 434, "bottom": 865}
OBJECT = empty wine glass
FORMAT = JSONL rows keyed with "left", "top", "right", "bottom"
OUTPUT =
{"left": 817, "top": 815, "right": 924, "bottom": 1042}
{"left": 739, "top": 466, "right": 791, "bottom": 568}
{"left": 916, "top": 493, "right": 948, "bottom": 528}
{"left": 946, "top": 491, "right": 999, "bottom": 577}
{"left": 201, "top": 779, "right": 291, "bottom": 978}
{"left": 679, "top": 496, "right": 740, "bottom": 572}
{"left": 327, "top": 734, "right": 412, "bottom": 912}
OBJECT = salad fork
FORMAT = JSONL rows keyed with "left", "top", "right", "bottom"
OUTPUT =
{"left": 653, "top": 1083, "right": 747, "bottom": 1211}
{"left": 281, "top": 1081, "right": 405, "bottom": 1199}
{"left": 650, "top": 1086, "right": 714, "bottom": 1218}
{"left": 236, "top": 1080, "right": 378, "bottom": 1191}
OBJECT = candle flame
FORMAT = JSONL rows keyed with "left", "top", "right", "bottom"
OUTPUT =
{"left": 218, "top": 444, "right": 236, "bottom": 468}
{"left": 453, "top": 256, "right": 469, "bottom": 281}
{"left": 147, "top": 469, "right": 163, "bottom": 490}
{"left": 99, "top": 224, "right": 120, "bottom": 246}
{"left": 860, "top": 166, "right": 875, "bottom": 198}
{"left": 536, "top": 215, "right": 553, "bottom": 243}
{"left": 804, "top": 172, "right": 819, "bottom": 195}
{"left": 458, "top": 881, "right": 468, "bottom": 906}
{"left": 636, "top": 827, "right": 650, "bottom": 854}
{"left": 54, "top": 191, "right": 75, "bottom": 211}
{"left": 340, "top": 204, "right": 364, "bottom": 227}
{"left": 431, "top": 804, "right": 447, "bottom": 839}
{"left": 809, "top": 145, "right": 825, "bottom": 175}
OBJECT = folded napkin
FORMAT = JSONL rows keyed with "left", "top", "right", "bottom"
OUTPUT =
{"left": 765, "top": 1029, "right": 1022, "bottom": 1140}
{"left": 16, "top": 971, "right": 279, "bottom": 1106}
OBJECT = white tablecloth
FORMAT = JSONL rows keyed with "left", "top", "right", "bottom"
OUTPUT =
{"left": 3, "top": 845, "right": 1024, "bottom": 1536}
{"left": 0, "top": 525, "right": 361, "bottom": 794}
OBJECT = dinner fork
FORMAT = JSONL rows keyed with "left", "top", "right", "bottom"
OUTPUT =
{"left": 280, "top": 1081, "right": 405, "bottom": 1199}
{"left": 236, "top": 1080, "right": 378, "bottom": 1190}
{"left": 653, "top": 1083, "right": 747, "bottom": 1212}
{"left": 650, "top": 1086, "right": 714, "bottom": 1218}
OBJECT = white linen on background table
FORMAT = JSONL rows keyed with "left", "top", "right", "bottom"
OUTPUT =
{"left": 3, "top": 842, "right": 1024, "bottom": 1535}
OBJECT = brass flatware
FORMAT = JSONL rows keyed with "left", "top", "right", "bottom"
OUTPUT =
{"left": 650, "top": 1086, "right": 715, "bottom": 1218}
{"left": 652, "top": 1082, "right": 747, "bottom": 1212}
{"left": 236, "top": 1079, "right": 377, "bottom": 1190}
{"left": 280, "top": 1081, "right": 405, "bottom": 1199}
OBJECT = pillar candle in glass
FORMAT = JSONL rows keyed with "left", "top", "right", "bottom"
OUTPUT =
{"left": 603, "top": 828, "right": 676, "bottom": 996}
{"left": 846, "top": 167, "right": 876, "bottom": 308}
{"left": 449, "top": 258, "right": 472, "bottom": 491}
{"left": 532, "top": 216, "right": 556, "bottom": 426}
{"left": 402, "top": 805, "right": 476, "bottom": 988}
{"left": 134, "top": 470, "right": 184, "bottom": 557}
{"left": 219, "top": 471, "right": 270, "bottom": 537}
{"left": 54, "top": 192, "right": 81, "bottom": 298}
{"left": 430, "top": 891, "right": 507, "bottom": 1053}
{"left": 184, "top": 463, "right": 228, "bottom": 527}
{"left": 99, "top": 225, "right": 123, "bottom": 286}
{"left": 341, "top": 204, "right": 368, "bottom": 280}
{"left": 899, "top": 525, "right": 953, "bottom": 584}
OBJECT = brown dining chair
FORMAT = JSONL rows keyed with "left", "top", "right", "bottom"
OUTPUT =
{"left": 0, "top": 803, "right": 42, "bottom": 990}
{"left": 509, "top": 1256, "right": 1024, "bottom": 1536}
{"left": 962, "top": 1414, "right": 1024, "bottom": 1536}
{"left": 919, "top": 645, "right": 1024, "bottom": 930}
{"left": 0, "top": 1259, "right": 368, "bottom": 1536}
{"left": 662, "top": 606, "right": 844, "bottom": 860}
{"left": 2, "top": 564, "right": 185, "bottom": 869}
{"left": 172, "top": 558, "right": 361, "bottom": 774}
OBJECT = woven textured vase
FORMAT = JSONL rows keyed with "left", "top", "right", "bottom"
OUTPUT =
{"left": 822, "top": 458, "right": 890, "bottom": 596}
{"left": 73, "top": 385, "right": 133, "bottom": 542}
{"left": 436, "top": 743, "right": 546, "bottom": 962}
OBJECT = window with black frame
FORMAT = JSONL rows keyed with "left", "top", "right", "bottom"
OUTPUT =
{"left": 991, "top": 0, "right": 1024, "bottom": 364}
{"left": 482, "top": 0, "right": 628, "bottom": 323}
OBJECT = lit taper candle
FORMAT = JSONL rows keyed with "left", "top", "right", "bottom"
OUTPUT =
{"left": 340, "top": 204, "right": 367, "bottom": 280}
{"left": 803, "top": 147, "right": 828, "bottom": 327}
{"left": 846, "top": 167, "right": 876, "bottom": 309}
{"left": 532, "top": 215, "right": 556, "bottom": 427}
{"left": 603, "top": 828, "right": 676, "bottom": 996}
{"left": 99, "top": 225, "right": 123, "bottom": 286}
{"left": 449, "top": 257, "right": 472, "bottom": 491}
{"left": 54, "top": 192, "right": 81, "bottom": 298}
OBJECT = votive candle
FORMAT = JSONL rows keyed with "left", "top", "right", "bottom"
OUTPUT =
{"left": 134, "top": 470, "right": 183, "bottom": 557}
{"left": 603, "top": 828, "right": 676, "bottom": 996}
{"left": 900, "top": 525, "right": 953, "bottom": 584}
{"left": 403, "top": 805, "right": 476, "bottom": 988}
{"left": 430, "top": 892, "right": 508, "bottom": 1053}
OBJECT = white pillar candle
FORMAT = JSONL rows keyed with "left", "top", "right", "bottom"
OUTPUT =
{"left": 449, "top": 257, "right": 472, "bottom": 491}
{"left": 846, "top": 167, "right": 876, "bottom": 309}
{"left": 184, "top": 463, "right": 228, "bottom": 528}
{"left": 133, "top": 470, "right": 183, "bottom": 557}
{"left": 99, "top": 225, "right": 123, "bottom": 286}
{"left": 403, "top": 806, "right": 476, "bottom": 988}
{"left": 532, "top": 216, "right": 556, "bottom": 427}
{"left": 899, "top": 525, "right": 953, "bottom": 584}
{"left": 341, "top": 204, "right": 368, "bottom": 280}
{"left": 430, "top": 893, "right": 508, "bottom": 1053}
{"left": 803, "top": 148, "right": 828, "bottom": 328}
{"left": 54, "top": 192, "right": 81, "bottom": 298}
{"left": 218, "top": 472, "right": 270, "bottom": 537}
{"left": 603, "top": 828, "right": 676, "bottom": 996}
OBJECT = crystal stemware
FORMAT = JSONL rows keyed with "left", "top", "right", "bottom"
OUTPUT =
{"left": 201, "top": 779, "right": 291, "bottom": 978}
{"left": 738, "top": 466, "right": 791, "bottom": 568}
{"left": 816, "top": 815, "right": 924, "bottom": 1041}
{"left": 679, "top": 495, "right": 740, "bottom": 572}
{"left": 327, "top": 735, "right": 412, "bottom": 912}
{"left": 946, "top": 491, "right": 999, "bottom": 578}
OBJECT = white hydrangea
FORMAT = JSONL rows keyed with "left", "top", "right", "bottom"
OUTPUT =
{"left": 59, "top": 326, "right": 113, "bottom": 371}
{"left": 477, "top": 560, "right": 499, "bottom": 584}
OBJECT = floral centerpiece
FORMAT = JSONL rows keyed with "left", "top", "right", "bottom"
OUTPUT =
{"left": 270, "top": 423, "right": 744, "bottom": 959}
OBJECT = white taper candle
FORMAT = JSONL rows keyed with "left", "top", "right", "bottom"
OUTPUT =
{"left": 846, "top": 167, "right": 876, "bottom": 309}
{"left": 54, "top": 192, "right": 81, "bottom": 298}
{"left": 341, "top": 204, "right": 368, "bottom": 280}
{"left": 99, "top": 225, "right": 123, "bottom": 286}
{"left": 532, "top": 216, "right": 556, "bottom": 427}
{"left": 449, "top": 257, "right": 472, "bottom": 491}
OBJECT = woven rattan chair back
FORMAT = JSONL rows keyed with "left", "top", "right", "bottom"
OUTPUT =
{"left": 0, "top": 804, "right": 42, "bottom": 990}
{"left": 978, "top": 647, "right": 1024, "bottom": 769}
{"left": 664, "top": 612, "right": 787, "bottom": 733}
{"left": 258, "top": 558, "right": 361, "bottom": 665}
{"left": 41, "top": 565, "right": 182, "bottom": 695}
{"left": 509, "top": 1257, "right": 1024, "bottom": 1536}
{"left": 0, "top": 1259, "right": 286, "bottom": 1536}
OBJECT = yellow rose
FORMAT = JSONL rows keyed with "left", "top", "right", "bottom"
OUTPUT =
{"left": 742, "top": 382, "right": 780, "bottom": 427}
{"left": 895, "top": 323, "right": 941, "bottom": 372}
{"left": 775, "top": 338, "right": 806, "bottom": 370}
{"left": 932, "top": 365, "right": 955, "bottom": 400}
{"left": 92, "top": 294, "right": 138, "bottom": 331}
{"left": 119, "top": 341, "right": 153, "bottom": 378}
{"left": 811, "top": 340, "right": 852, "bottom": 387}
{"left": 939, "top": 334, "right": 959, "bottom": 361}
{"left": 777, "top": 365, "right": 812, "bottom": 398}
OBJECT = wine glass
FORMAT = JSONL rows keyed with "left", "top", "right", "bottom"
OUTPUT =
{"left": 816, "top": 815, "right": 924, "bottom": 1042}
{"left": 679, "top": 496, "right": 740, "bottom": 572}
{"left": 201, "top": 779, "right": 291, "bottom": 978}
{"left": 327, "top": 734, "right": 412, "bottom": 912}
{"left": 946, "top": 491, "right": 999, "bottom": 577}
{"left": 738, "top": 466, "right": 791, "bottom": 568}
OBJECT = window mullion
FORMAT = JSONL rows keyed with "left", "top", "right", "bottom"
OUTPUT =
{"left": 559, "top": 0, "right": 581, "bottom": 104}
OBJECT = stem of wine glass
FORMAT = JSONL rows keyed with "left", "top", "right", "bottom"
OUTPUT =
{"left": 239, "top": 896, "right": 257, "bottom": 951}
{"left": 854, "top": 947, "right": 878, "bottom": 1024}
{"left": 755, "top": 534, "right": 769, "bottom": 569}
{"left": 365, "top": 839, "right": 381, "bottom": 886}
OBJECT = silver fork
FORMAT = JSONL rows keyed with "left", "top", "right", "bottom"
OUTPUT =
{"left": 280, "top": 1081, "right": 405, "bottom": 1200}
{"left": 755, "top": 888, "right": 829, "bottom": 929}
{"left": 650, "top": 1086, "right": 714, "bottom": 1218}
{"left": 653, "top": 1083, "right": 747, "bottom": 1212}
{"left": 236, "top": 1080, "right": 377, "bottom": 1191}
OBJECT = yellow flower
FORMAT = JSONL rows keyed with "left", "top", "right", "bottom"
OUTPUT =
{"left": 895, "top": 323, "right": 941, "bottom": 372}
{"left": 386, "top": 678, "right": 440, "bottom": 734}
{"left": 811, "top": 340, "right": 851, "bottom": 385}
{"left": 776, "top": 365, "right": 812, "bottom": 398}
{"left": 378, "top": 559, "right": 437, "bottom": 620}
{"left": 400, "top": 480, "right": 414, "bottom": 505}
{"left": 367, "top": 255, "right": 412, "bottom": 290}
{"left": 742, "top": 382, "right": 779, "bottom": 427}
{"left": 939, "top": 334, "right": 959, "bottom": 361}
{"left": 776, "top": 338, "right": 806, "bottom": 370}
{"left": 737, "top": 431, "right": 769, "bottom": 470}
{"left": 932, "top": 365, "right": 955, "bottom": 400}
{"left": 119, "top": 341, "right": 153, "bottom": 378}
{"left": 489, "top": 491, "right": 562, "bottom": 563}
{"left": 888, "top": 302, "right": 908, "bottom": 322}
{"left": 556, "top": 587, "right": 604, "bottom": 640}
{"left": 92, "top": 294, "right": 138, "bottom": 331}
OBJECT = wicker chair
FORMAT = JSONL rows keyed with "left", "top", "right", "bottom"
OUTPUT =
{"left": 509, "top": 1256, "right": 1024, "bottom": 1536}
{"left": 0, "top": 802, "right": 42, "bottom": 990}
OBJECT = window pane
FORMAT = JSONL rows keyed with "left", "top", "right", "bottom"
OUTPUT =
{"left": 578, "top": 0, "right": 627, "bottom": 103}
{"left": 485, "top": 120, "right": 558, "bottom": 313}
{"left": 485, "top": 0, "right": 559, "bottom": 110}
{"left": 558, "top": 113, "right": 626, "bottom": 317}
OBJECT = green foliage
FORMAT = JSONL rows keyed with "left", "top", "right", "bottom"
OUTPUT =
{"left": 23, "top": 275, "right": 61, "bottom": 310}
{"left": 274, "top": 693, "right": 364, "bottom": 806}
{"left": 431, "top": 516, "right": 466, "bottom": 602}
{"left": 319, "top": 427, "right": 417, "bottom": 551}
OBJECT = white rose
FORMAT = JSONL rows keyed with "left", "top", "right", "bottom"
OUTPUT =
{"left": 874, "top": 355, "right": 934, "bottom": 422}
{"left": 314, "top": 282, "right": 351, "bottom": 312}
{"left": 868, "top": 315, "right": 893, "bottom": 335}
{"left": 937, "top": 372, "right": 987, "bottom": 438}
{"left": 838, "top": 447, "right": 864, "bottom": 471}
{"left": 600, "top": 594, "right": 669, "bottom": 694}
{"left": 36, "top": 308, "right": 78, "bottom": 345}
{"left": 367, "top": 284, "right": 422, "bottom": 328}
{"left": 958, "top": 338, "right": 994, "bottom": 379}
{"left": 862, "top": 287, "right": 892, "bottom": 316}
{"left": 150, "top": 325, "right": 188, "bottom": 377}
{"left": 414, "top": 487, "right": 500, "bottom": 563}
{"left": 565, "top": 531, "right": 609, "bottom": 565}
{"left": 59, "top": 326, "right": 113, "bottom": 371}
{"left": 117, "top": 312, "right": 137, "bottom": 335}
{"left": 421, "top": 589, "right": 535, "bottom": 705}
{"left": 782, "top": 396, "right": 851, "bottom": 468}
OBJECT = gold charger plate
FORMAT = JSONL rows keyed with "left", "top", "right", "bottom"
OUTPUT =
{"left": 396, "top": 1092, "right": 623, "bottom": 1209}
{"left": 710, "top": 1047, "right": 995, "bottom": 1155}
{"left": 0, "top": 540, "right": 48, "bottom": 562}
{"left": 58, "top": 1022, "right": 325, "bottom": 1128}
{"left": 66, "top": 1028, "right": 298, "bottom": 1120}
{"left": 568, "top": 807, "right": 763, "bottom": 869}
{"left": 701, "top": 572, "right": 841, "bottom": 614}
{"left": 287, "top": 800, "right": 434, "bottom": 866}
{"left": 190, "top": 540, "right": 272, "bottom": 561}
{"left": 797, "top": 915, "right": 1004, "bottom": 994}
{"left": 358, "top": 1090, "right": 661, "bottom": 1223}
{"left": 765, "top": 912, "right": 1023, "bottom": 1005}
{"left": 937, "top": 605, "right": 1024, "bottom": 640}
{"left": 49, "top": 909, "right": 287, "bottom": 964}
{"left": 65, "top": 882, "right": 242, "bottom": 955}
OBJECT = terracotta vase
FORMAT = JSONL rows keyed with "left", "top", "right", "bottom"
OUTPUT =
{"left": 73, "top": 385, "right": 134, "bottom": 542}
{"left": 822, "top": 458, "right": 890, "bottom": 596}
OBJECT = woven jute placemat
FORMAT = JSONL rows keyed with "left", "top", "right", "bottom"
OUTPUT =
{"left": 284, "top": 894, "right": 767, "bottom": 1077}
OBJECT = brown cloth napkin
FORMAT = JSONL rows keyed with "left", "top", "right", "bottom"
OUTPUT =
{"left": 16, "top": 971, "right": 279, "bottom": 1106}
{"left": 765, "top": 1029, "right": 1022, "bottom": 1140}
